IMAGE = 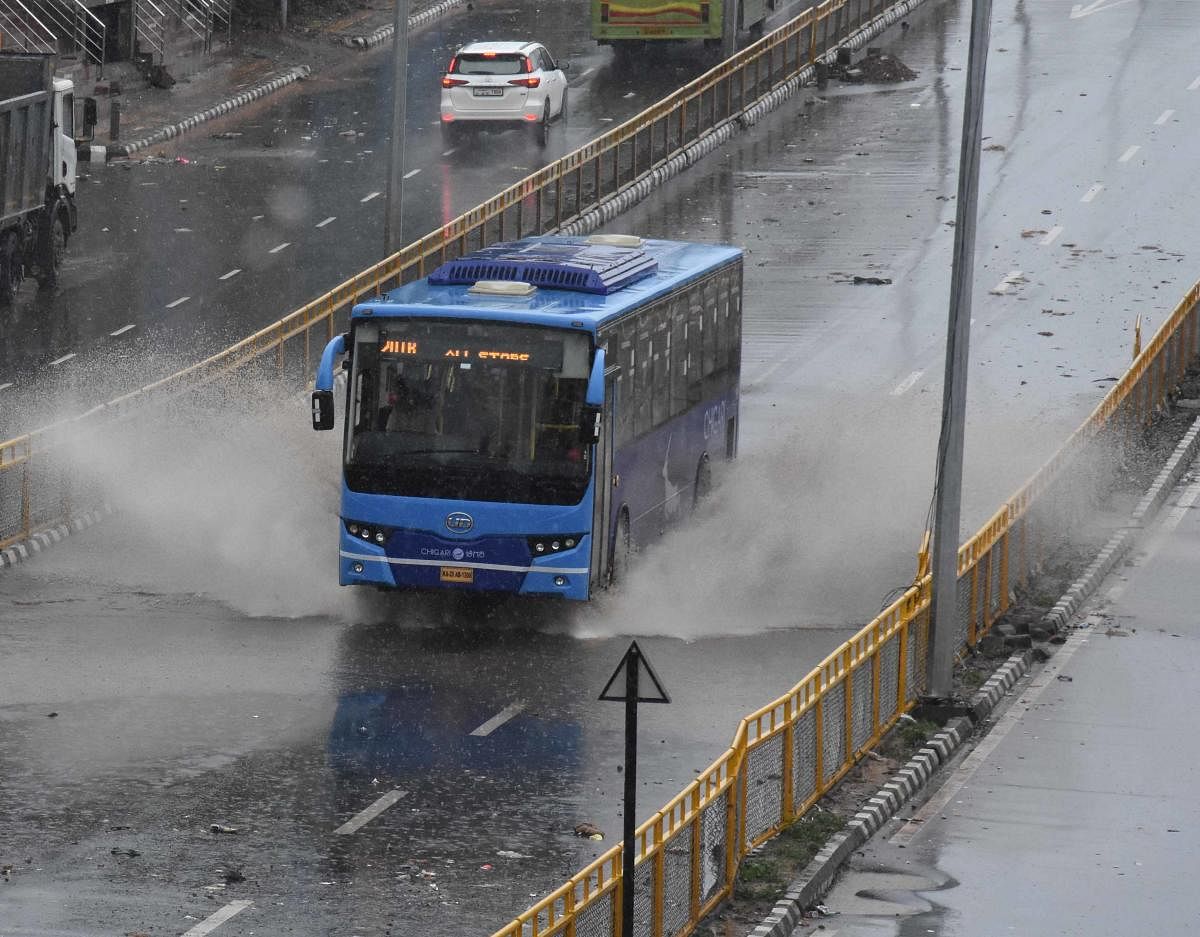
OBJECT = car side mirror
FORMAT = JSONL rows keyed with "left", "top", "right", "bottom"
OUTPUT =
{"left": 560, "top": 61, "right": 571, "bottom": 71}
{"left": 581, "top": 405, "right": 601, "bottom": 443}
{"left": 312, "top": 390, "right": 335, "bottom": 431}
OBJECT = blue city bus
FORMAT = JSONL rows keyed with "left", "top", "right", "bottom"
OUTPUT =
{"left": 311, "top": 235, "right": 743, "bottom": 600}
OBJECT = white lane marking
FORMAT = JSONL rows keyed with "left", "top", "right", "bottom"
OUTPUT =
{"left": 0, "top": 382, "right": 12, "bottom": 392}
{"left": 1189, "top": 76, "right": 1200, "bottom": 92}
{"left": 316, "top": 216, "right": 336, "bottom": 228}
{"left": 892, "top": 631, "right": 1091, "bottom": 848}
{"left": 166, "top": 296, "right": 191, "bottom": 308}
{"left": 1154, "top": 108, "right": 1175, "bottom": 126}
{"left": 333, "top": 788, "right": 407, "bottom": 835}
{"left": 251, "top": 214, "right": 264, "bottom": 220}
{"left": 441, "top": 148, "right": 458, "bottom": 156}
{"left": 910, "top": 86, "right": 934, "bottom": 108}
{"left": 890, "top": 369, "right": 924, "bottom": 396}
{"left": 49, "top": 353, "right": 76, "bottom": 366}
{"left": 1106, "top": 472, "right": 1200, "bottom": 604}
{"left": 110, "top": 324, "right": 135, "bottom": 336}
{"left": 360, "top": 191, "right": 381, "bottom": 203}
{"left": 469, "top": 701, "right": 527, "bottom": 737}
{"left": 403, "top": 168, "right": 421, "bottom": 179}
{"left": 1070, "top": 0, "right": 1135, "bottom": 17}
{"left": 989, "top": 270, "right": 1023, "bottom": 295}
{"left": 174, "top": 227, "right": 192, "bottom": 233}
{"left": 268, "top": 242, "right": 291, "bottom": 254}
{"left": 218, "top": 268, "right": 241, "bottom": 280}
{"left": 1039, "top": 225, "right": 1064, "bottom": 246}
{"left": 1118, "top": 144, "right": 1140, "bottom": 163}
{"left": 181, "top": 899, "right": 253, "bottom": 936}
{"left": 1081, "top": 183, "right": 1104, "bottom": 203}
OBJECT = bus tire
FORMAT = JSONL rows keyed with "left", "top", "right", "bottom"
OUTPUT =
{"left": 610, "top": 511, "right": 631, "bottom": 586}
{"left": 694, "top": 455, "right": 712, "bottom": 510}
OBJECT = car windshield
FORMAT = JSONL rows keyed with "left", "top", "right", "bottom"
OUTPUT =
{"left": 345, "top": 319, "right": 593, "bottom": 505}
{"left": 453, "top": 53, "right": 528, "bottom": 75}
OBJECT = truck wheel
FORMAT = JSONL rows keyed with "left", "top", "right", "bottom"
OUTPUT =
{"left": 0, "top": 233, "right": 22, "bottom": 304}
{"left": 36, "top": 214, "right": 65, "bottom": 289}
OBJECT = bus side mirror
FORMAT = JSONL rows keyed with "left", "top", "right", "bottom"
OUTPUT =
{"left": 312, "top": 390, "right": 335, "bottom": 430}
{"left": 582, "top": 405, "right": 602, "bottom": 443}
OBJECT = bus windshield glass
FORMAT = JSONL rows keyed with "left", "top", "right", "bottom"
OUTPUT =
{"left": 345, "top": 319, "right": 593, "bottom": 505}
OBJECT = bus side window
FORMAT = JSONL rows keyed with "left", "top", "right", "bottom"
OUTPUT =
{"left": 702, "top": 277, "right": 718, "bottom": 380}
{"left": 652, "top": 306, "right": 671, "bottom": 427}
{"left": 725, "top": 267, "right": 742, "bottom": 374}
{"left": 670, "top": 294, "right": 688, "bottom": 416}
{"left": 687, "top": 283, "right": 704, "bottom": 405}
{"left": 633, "top": 324, "right": 653, "bottom": 437}
{"left": 614, "top": 329, "right": 635, "bottom": 446}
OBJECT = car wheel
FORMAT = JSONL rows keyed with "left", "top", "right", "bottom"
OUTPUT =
{"left": 36, "top": 213, "right": 65, "bottom": 289}
{"left": 0, "top": 232, "right": 22, "bottom": 303}
{"left": 440, "top": 121, "right": 458, "bottom": 146}
{"left": 534, "top": 101, "right": 550, "bottom": 144}
{"left": 558, "top": 86, "right": 569, "bottom": 122}
{"left": 609, "top": 511, "right": 631, "bottom": 586}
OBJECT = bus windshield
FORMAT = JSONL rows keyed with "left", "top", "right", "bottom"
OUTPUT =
{"left": 345, "top": 319, "right": 593, "bottom": 505}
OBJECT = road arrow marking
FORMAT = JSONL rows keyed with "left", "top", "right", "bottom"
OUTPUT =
{"left": 1070, "top": 0, "right": 1135, "bottom": 18}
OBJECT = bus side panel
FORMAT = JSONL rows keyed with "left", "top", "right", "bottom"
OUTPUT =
{"left": 611, "top": 385, "right": 738, "bottom": 551}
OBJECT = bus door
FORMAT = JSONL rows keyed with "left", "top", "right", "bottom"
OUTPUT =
{"left": 590, "top": 368, "right": 619, "bottom": 590}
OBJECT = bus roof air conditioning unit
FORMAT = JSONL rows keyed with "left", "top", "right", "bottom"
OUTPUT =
{"left": 429, "top": 239, "right": 658, "bottom": 295}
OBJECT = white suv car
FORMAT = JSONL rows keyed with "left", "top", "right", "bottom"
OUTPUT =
{"left": 440, "top": 41, "right": 569, "bottom": 141}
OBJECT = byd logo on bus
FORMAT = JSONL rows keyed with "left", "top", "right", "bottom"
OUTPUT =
{"left": 702, "top": 401, "right": 727, "bottom": 441}
{"left": 445, "top": 512, "right": 474, "bottom": 533}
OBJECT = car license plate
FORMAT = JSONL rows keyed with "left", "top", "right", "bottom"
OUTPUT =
{"left": 440, "top": 566, "right": 474, "bottom": 583}
{"left": 472, "top": 87, "right": 504, "bottom": 97}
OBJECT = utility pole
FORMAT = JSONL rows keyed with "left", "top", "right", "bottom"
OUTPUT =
{"left": 280, "top": 0, "right": 287, "bottom": 32}
{"left": 383, "top": 0, "right": 410, "bottom": 256}
{"left": 927, "top": 0, "right": 994, "bottom": 699}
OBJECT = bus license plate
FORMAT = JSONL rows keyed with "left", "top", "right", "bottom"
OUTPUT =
{"left": 440, "top": 566, "right": 474, "bottom": 583}
{"left": 472, "top": 87, "right": 504, "bottom": 96}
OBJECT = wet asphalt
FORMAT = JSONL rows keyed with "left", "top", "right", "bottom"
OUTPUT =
{"left": 2, "top": 0, "right": 1200, "bottom": 933}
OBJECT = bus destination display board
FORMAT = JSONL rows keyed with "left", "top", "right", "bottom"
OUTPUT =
{"left": 379, "top": 332, "right": 564, "bottom": 369}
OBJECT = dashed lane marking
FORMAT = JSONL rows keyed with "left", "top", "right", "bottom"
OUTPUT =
{"left": 218, "top": 268, "right": 241, "bottom": 280}
{"left": 1081, "top": 183, "right": 1104, "bottom": 203}
{"left": 1154, "top": 108, "right": 1175, "bottom": 125}
{"left": 1189, "top": 76, "right": 1200, "bottom": 91}
{"left": 1118, "top": 144, "right": 1140, "bottom": 163}
{"left": 316, "top": 216, "right": 336, "bottom": 228}
{"left": 110, "top": 324, "right": 135, "bottom": 336}
{"left": 166, "top": 296, "right": 190, "bottom": 308}
{"left": 0, "top": 382, "right": 13, "bottom": 392}
{"left": 403, "top": 168, "right": 421, "bottom": 179}
{"left": 181, "top": 899, "right": 253, "bottom": 936}
{"left": 268, "top": 242, "right": 291, "bottom": 254}
{"left": 469, "top": 701, "right": 527, "bottom": 737}
{"left": 890, "top": 370, "right": 924, "bottom": 396}
{"left": 441, "top": 148, "right": 457, "bottom": 156}
{"left": 49, "top": 353, "right": 76, "bottom": 365}
{"left": 333, "top": 788, "right": 408, "bottom": 835}
{"left": 361, "top": 191, "right": 382, "bottom": 203}
{"left": 989, "top": 270, "right": 1023, "bottom": 295}
{"left": 1039, "top": 225, "right": 1064, "bottom": 246}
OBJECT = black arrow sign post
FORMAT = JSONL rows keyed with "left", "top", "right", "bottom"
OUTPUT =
{"left": 600, "top": 641, "right": 670, "bottom": 937}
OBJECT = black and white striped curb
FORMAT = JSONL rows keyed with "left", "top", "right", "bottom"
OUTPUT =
{"left": 1040, "top": 415, "right": 1200, "bottom": 634}
{"left": 340, "top": 0, "right": 464, "bottom": 49}
{"left": 557, "top": 0, "right": 930, "bottom": 238}
{"left": 746, "top": 652, "right": 1034, "bottom": 937}
{"left": 104, "top": 65, "right": 312, "bottom": 160}
{"left": 0, "top": 504, "right": 114, "bottom": 570}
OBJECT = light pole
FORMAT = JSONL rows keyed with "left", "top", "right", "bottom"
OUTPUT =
{"left": 384, "top": 0, "right": 411, "bottom": 256}
{"left": 927, "top": 0, "right": 995, "bottom": 699}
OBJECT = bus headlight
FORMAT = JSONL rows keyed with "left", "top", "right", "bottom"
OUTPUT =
{"left": 554, "top": 576, "right": 567, "bottom": 586}
{"left": 352, "top": 562, "right": 365, "bottom": 573}
{"left": 528, "top": 534, "right": 585, "bottom": 556}
{"left": 343, "top": 519, "right": 394, "bottom": 546}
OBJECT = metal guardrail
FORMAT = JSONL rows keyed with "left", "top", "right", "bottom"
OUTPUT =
{"left": 19, "top": 0, "right": 105, "bottom": 68}
{"left": 135, "top": 0, "right": 167, "bottom": 62}
{"left": 0, "top": 0, "right": 57, "bottom": 54}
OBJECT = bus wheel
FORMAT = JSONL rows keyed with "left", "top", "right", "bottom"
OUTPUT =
{"left": 693, "top": 456, "right": 712, "bottom": 509}
{"left": 610, "top": 512, "right": 631, "bottom": 586}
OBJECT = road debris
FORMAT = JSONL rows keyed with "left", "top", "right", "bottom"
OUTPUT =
{"left": 574, "top": 822, "right": 604, "bottom": 840}
{"left": 209, "top": 823, "right": 240, "bottom": 835}
{"left": 852, "top": 275, "right": 892, "bottom": 285}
